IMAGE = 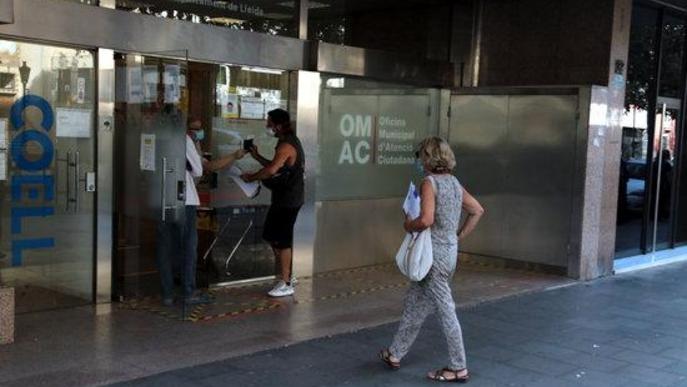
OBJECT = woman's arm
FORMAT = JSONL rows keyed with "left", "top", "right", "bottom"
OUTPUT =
{"left": 404, "top": 178, "right": 435, "bottom": 233}
{"left": 458, "top": 188, "right": 484, "bottom": 241}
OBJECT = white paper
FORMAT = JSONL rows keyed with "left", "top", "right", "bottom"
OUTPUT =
{"left": 127, "top": 67, "right": 143, "bottom": 103}
{"left": 0, "top": 119, "right": 7, "bottom": 148}
{"left": 223, "top": 94, "right": 239, "bottom": 118}
{"left": 143, "top": 66, "right": 158, "bottom": 103}
{"left": 240, "top": 96, "right": 264, "bottom": 119}
{"left": 140, "top": 133, "right": 156, "bottom": 171}
{"left": 225, "top": 165, "right": 260, "bottom": 198}
{"left": 403, "top": 181, "right": 420, "bottom": 219}
{"left": 163, "top": 64, "right": 180, "bottom": 103}
{"left": 56, "top": 108, "right": 92, "bottom": 138}
{"left": 0, "top": 119, "right": 6, "bottom": 180}
{"left": 264, "top": 99, "right": 287, "bottom": 118}
{"left": 76, "top": 77, "right": 86, "bottom": 104}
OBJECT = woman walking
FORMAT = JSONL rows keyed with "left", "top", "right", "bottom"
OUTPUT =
{"left": 380, "top": 137, "right": 484, "bottom": 383}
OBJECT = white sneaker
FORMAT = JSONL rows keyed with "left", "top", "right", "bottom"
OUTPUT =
{"left": 290, "top": 276, "right": 298, "bottom": 286}
{"left": 268, "top": 280, "right": 294, "bottom": 297}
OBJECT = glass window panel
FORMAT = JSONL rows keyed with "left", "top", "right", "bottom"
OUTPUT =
{"left": 616, "top": 5, "right": 660, "bottom": 257}
{"left": 308, "top": 0, "right": 455, "bottom": 61}
{"left": 116, "top": 0, "right": 298, "bottom": 37}
{"left": 0, "top": 41, "right": 96, "bottom": 313}
{"left": 659, "top": 15, "right": 686, "bottom": 98}
{"left": 207, "top": 65, "right": 289, "bottom": 284}
{"left": 317, "top": 76, "right": 440, "bottom": 201}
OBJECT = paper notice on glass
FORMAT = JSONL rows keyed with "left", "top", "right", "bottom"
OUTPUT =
{"left": 143, "top": 65, "right": 158, "bottom": 103}
{"left": 0, "top": 119, "right": 7, "bottom": 148}
{"left": 140, "top": 133, "right": 156, "bottom": 171}
{"left": 0, "top": 119, "right": 7, "bottom": 180}
{"left": 403, "top": 181, "right": 420, "bottom": 219}
{"left": 127, "top": 67, "right": 143, "bottom": 103}
{"left": 163, "top": 64, "right": 180, "bottom": 103}
{"left": 223, "top": 94, "right": 239, "bottom": 118}
{"left": 76, "top": 77, "right": 86, "bottom": 104}
{"left": 240, "top": 96, "right": 264, "bottom": 119}
{"left": 264, "top": 99, "right": 287, "bottom": 118}
{"left": 224, "top": 165, "right": 260, "bottom": 198}
{"left": 56, "top": 108, "right": 92, "bottom": 138}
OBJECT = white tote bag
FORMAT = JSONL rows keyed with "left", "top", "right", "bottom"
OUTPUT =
{"left": 396, "top": 229, "right": 433, "bottom": 281}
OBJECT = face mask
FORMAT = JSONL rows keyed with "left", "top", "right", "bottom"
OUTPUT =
{"left": 193, "top": 130, "right": 205, "bottom": 141}
{"left": 415, "top": 159, "right": 425, "bottom": 175}
{"left": 265, "top": 127, "right": 276, "bottom": 137}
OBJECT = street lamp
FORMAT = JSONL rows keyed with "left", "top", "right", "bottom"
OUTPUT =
{"left": 18, "top": 60, "right": 30, "bottom": 96}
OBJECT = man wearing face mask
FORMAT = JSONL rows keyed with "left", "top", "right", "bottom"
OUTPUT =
{"left": 162, "top": 118, "right": 246, "bottom": 306}
{"left": 242, "top": 109, "right": 304, "bottom": 297}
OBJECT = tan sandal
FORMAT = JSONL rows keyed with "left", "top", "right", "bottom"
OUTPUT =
{"left": 427, "top": 368, "right": 470, "bottom": 383}
{"left": 378, "top": 349, "right": 400, "bottom": 370}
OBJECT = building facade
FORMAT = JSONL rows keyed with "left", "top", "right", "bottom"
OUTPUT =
{"left": 0, "top": 0, "right": 680, "bottom": 315}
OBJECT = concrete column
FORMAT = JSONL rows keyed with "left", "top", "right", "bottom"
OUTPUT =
{"left": 0, "top": 287, "right": 13, "bottom": 345}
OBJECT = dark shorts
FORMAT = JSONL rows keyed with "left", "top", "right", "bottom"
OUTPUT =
{"left": 263, "top": 206, "right": 301, "bottom": 249}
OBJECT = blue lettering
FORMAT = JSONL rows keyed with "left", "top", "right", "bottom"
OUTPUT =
{"left": 9, "top": 95, "right": 56, "bottom": 267}
{"left": 11, "top": 239, "right": 55, "bottom": 267}
{"left": 11, "top": 129, "right": 54, "bottom": 170}
{"left": 10, "top": 94, "right": 54, "bottom": 131}
{"left": 11, "top": 175, "right": 54, "bottom": 202}
{"left": 11, "top": 207, "right": 55, "bottom": 234}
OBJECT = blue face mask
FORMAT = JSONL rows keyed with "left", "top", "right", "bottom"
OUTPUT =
{"left": 415, "top": 159, "right": 425, "bottom": 175}
{"left": 193, "top": 130, "right": 205, "bottom": 141}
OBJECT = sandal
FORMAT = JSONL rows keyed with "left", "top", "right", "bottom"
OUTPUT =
{"left": 427, "top": 368, "right": 470, "bottom": 383}
{"left": 379, "top": 349, "right": 400, "bottom": 370}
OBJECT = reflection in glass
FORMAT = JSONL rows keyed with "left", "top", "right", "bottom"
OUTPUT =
{"left": 206, "top": 65, "right": 289, "bottom": 284}
{"left": 0, "top": 41, "right": 96, "bottom": 313}
{"left": 616, "top": 6, "right": 660, "bottom": 257}
{"left": 308, "top": 0, "right": 454, "bottom": 60}
{"left": 659, "top": 16, "right": 686, "bottom": 98}
{"left": 650, "top": 108, "right": 678, "bottom": 249}
{"left": 624, "top": 7, "right": 659, "bottom": 113}
{"left": 115, "top": 0, "right": 297, "bottom": 37}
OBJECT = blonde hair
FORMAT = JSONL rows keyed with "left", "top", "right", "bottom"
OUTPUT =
{"left": 417, "top": 136, "right": 456, "bottom": 173}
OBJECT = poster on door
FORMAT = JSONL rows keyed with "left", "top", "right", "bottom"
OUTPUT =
{"left": 140, "top": 133, "right": 156, "bottom": 171}
{"left": 143, "top": 65, "right": 158, "bottom": 103}
{"left": 163, "top": 64, "right": 180, "bottom": 104}
{"left": 56, "top": 108, "right": 92, "bottom": 138}
{"left": 240, "top": 96, "right": 264, "bottom": 119}
{"left": 223, "top": 94, "right": 239, "bottom": 119}
{"left": 0, "top": 119, "right": 7, "bottom": 181}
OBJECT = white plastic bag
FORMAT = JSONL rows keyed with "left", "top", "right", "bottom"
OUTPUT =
{"left": 396, "top": 229, "right": 433, "bottom": 282}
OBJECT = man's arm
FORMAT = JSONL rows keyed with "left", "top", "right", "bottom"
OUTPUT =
{"left": 242, "top": 143, "right": 295, "bottom": 182}
{"left": 202, "top": 150, "right": 246, "bottom": 172}
{"left": 251, "top": 147, "right": 271, "bottom": 167}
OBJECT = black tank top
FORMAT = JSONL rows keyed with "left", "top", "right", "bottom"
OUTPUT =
{"left": 267, "top": 132, "right": 305, "bottom": 208}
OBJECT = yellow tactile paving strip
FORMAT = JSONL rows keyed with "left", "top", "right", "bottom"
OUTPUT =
{"left": 117, "top": 260, "right": 563, "bottom": 322}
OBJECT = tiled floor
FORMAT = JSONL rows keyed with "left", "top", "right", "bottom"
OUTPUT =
{"left": 0, "top": 261, "right": 572, "bottom": 386}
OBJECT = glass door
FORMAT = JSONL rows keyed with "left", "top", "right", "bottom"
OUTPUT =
{"left": 649, "top": 100, "right": 680, "bottom": 251}
{"left": 0, "top": 41, "right": 96, "bottom": 313}
{"left": 113, "top": 53, "right": 188, "bottom": 300}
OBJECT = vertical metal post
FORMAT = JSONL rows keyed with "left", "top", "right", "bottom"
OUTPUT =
{"left": 296, "top": 0, "right": 308, "bottom": 40}
{"left": 96, "top": 48, "right": 115, "bottom": 304}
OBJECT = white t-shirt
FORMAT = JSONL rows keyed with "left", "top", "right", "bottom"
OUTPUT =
{"left": 185, "top": 135, "right": 203, "bottom": 206}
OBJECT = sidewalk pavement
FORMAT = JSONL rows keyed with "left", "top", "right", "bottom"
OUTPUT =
{"left": 112, "top": 261, "right": 687, "bottom": 387}
{"left": 0, "top": 261, "right": 570, "bottom": 387}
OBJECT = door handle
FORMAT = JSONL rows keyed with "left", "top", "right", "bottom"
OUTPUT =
{"left": 74, "top": 151, "right": 80, "bottom": 212}
{"left": 161, "top": 157, "right": 176, "bottom": 222}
